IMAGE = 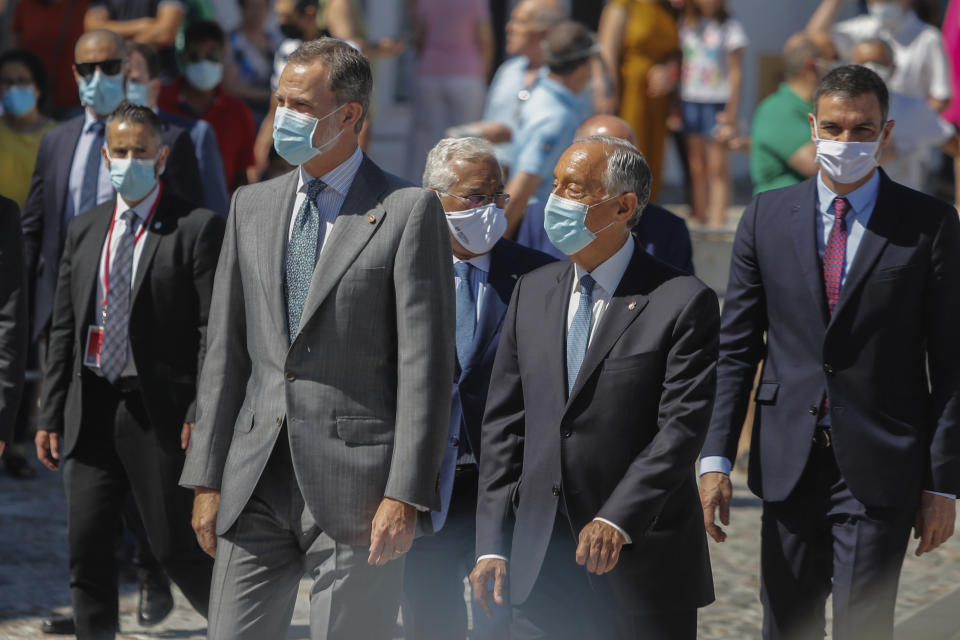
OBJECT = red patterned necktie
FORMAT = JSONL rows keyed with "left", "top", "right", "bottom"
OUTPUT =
{"left": 820, "top": 196, "right": 850, "bottom": 419}
{"left": 823, "top": 196, "right": 850, "bottom": 315}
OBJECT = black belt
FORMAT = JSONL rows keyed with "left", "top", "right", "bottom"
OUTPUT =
{"left": 812, "top": 426, "right": 832, "bottom": 449}
{"left": 113, "top": 376, "right": 140, "bottom": 393}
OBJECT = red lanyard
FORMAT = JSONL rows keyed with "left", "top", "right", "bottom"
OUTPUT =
{"left": 101, "top": 184, "right": 161, "bottom": 318}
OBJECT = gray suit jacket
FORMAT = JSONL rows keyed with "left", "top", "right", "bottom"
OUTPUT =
{"left": 180, "top": 156, "right": 456, "bottom": 545}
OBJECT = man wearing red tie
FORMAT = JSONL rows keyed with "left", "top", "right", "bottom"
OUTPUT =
{"left": 699, "top": 65, "right": 960, "bottom": 640}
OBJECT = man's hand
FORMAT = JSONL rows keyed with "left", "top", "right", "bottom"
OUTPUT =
{"left": 181, "top": 422, "right": 194, "bottom": 450}
{"left": 914, "top": 492, "right": 956, "bottom": 556}
{"left": 192, "top": 487, "right": 220, "bottom": 558}
{"left": 35, "top": 430, "right": 61, "bottom": 470}
{"left": 575, "top": 520, "right": 625, "bottom": 575}
{"left": 469, "top": 557, "right": 507, "bottom": 618}
{"left": 367, "top": 497, "right": 416, "bottom": 566}
{"left": 700, "top": 472, "right": 733, "bottom": 543}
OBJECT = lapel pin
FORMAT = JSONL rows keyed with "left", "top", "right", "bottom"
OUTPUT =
{"left": 153, "top": 221, "right": 161, "bottom": 230}
{"left": 367, "top": 214, "right": 376, "bottom": 224}
{"left": 511, "top": 274, "right": 518, "bottom": 279}
{"left": 628, "top": 301, "right": 638, "bottom": 310}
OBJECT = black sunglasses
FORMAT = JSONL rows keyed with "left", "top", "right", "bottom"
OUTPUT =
{"left": 75, "top": 58, "right": 124, "bottom": 79}
{"left": 185, "top": 52, "right": 222, "bottom": 64}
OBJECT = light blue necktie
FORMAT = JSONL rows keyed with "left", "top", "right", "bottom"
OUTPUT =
{"left": 566, "top": 273, "right": 596, "bottom": 395}
{"left": 285, "top": 178, "right": 327, "bottom": 342}
{"left": 78, "top": 120, "right": 106, "bottom": 216}
{"left": 100, "top": 210, "right": 137, "bottom": 383}
{"left": 454, "top": 261, "right": 476, "bottom": 366}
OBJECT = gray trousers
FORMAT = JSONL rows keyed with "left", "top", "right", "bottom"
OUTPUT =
{"left": 207, "top": 430, "right": 404, "bottom": 640}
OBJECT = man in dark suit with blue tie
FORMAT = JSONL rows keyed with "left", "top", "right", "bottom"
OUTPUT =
{"left": 699, "top": 65, "right": 960, "bottom": 640}
{"left": 515, "top": 115, "right": 695, "bottom": 275}
{"left": 471, "top": 136, "right": 718, "bottom": 639}
{"left": 401, "top": 137, "right": 554, "bottom": 640}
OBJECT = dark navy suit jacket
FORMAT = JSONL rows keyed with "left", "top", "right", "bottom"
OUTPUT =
{"left": 21, "top": 114, "right": 203, "bottom": 339}
{"left": 516, "top": 200, "right": 695, "bottom": 274}
{"left": 435, "top": 238, "right": 554, "bottom": 529}
{"left": 477, "top": 238, "right": 718, "bottom": 613}
{"left": 701, "top": 170, "right": 960, "bottom": 508}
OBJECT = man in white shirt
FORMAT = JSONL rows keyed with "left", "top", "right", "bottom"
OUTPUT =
{"left": 807, "top": 0, "right": 951, "bottom": 110}
{"left": 470, "top": 136, "right": 719, "bottom": 639}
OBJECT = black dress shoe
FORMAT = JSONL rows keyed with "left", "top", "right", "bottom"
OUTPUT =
{"left": 138, "top": 577, "right": 174, "bottom": 627}
{"left": 40, "top": 612, "right": 75, "bottom": 635}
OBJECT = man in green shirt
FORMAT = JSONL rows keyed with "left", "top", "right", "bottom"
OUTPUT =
{"left": 751, "top": 32, "right": 837, "bottom": 194}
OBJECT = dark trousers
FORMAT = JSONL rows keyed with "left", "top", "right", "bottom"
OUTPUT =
{"left": 511, "top": 517, "right": 696, "bottom": 640}
{"left": 402, "top": 466, "right": 509, "bottom": 640}
{"left": 760, "top": 446, "right": 915, "bottom": 640}
{"left": 64, "top": 376, "right": 213, "bottom": 640}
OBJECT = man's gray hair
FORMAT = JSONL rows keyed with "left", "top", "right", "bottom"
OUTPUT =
{"left": 575, "top": 135, "right": 651, "bottom": 229}
{"left": 287, "top": 37, "right": 372, "bottom": 133}
{"left": 423, "top": 137, "right": 500, "bottom": 191}
{"left": 530, "top": 3, "right": 567, "bottom": 30}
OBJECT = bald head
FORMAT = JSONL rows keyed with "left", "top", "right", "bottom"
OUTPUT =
{"left": 75, "top": 29, "right": 126, "bottom": 61}
{"left": 506, "top": 0, "right": 566, "bottom": 58}
{"left": 575, "top": 115, "right": 637, "bottom": 147}
{"left": 782, "top": 31, "right": 835, "bottom": 79}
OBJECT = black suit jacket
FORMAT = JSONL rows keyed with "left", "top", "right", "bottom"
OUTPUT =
{"left": 701, "top": 170, "right": 960, "bottom": 507}
{"left": 21, "top": 114, "right": 204, "bottom": 340}
{"left": 0, "top": 196, "right": 27, "bottom": 443}
{"left": 476, "top": 238, "right": 718, "bottom": 613}
{"left": 39, "top": 188, "right": 224, "bottom": 459}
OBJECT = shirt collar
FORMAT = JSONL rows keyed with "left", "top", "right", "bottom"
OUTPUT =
{"left": 298, "top": 145, "right": 364, "bottom": 198}
{"left": 118, "top": 183, "right": 161, "bottom": 225}
{"left": 574, "top": 235, "right": 634, "bottom": 296}
{"left": 453, "top": 253, "right": 491, "bottom": 273}
{"left": 83, "top": 107, "right": 105, "bottom": 133}
{"left": 816, "top": 169, "right": 880, "bottom": 217}
{"left": 539, "top": 75, "right": 578, "bottom": 106}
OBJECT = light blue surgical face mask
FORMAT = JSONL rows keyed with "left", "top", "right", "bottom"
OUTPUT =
{"left": 2, "top": 85, "right": 37, "bottom": 116}
{"left": 108, "top": 152, "right": 162, "bottom": 202}
{"left": 272, "top": 104, "right": 346, "bottom": 166}
{"left": 185, "top": 61, "right": 223, "bottom": 91}
{"left": 543, "top": 192, "right": 619, "bottom": 255}
{"left": 78, "top": 69, "right": 125, "bottom": 116}
{"left": 125, "top": 80, "right": 150, "bottom": 107}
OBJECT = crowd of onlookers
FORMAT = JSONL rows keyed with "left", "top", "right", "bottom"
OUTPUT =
{"left": 1, "top": 0, "right": 959, "bottom": 468}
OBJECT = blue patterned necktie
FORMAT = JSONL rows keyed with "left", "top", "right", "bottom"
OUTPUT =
{"left": 454, "top": 261, "right": 476, "bottom": 366}
{"left": 100, "top": 210, "right": 138, "bottom": 383}
{"left": 79, "top": 120, "right": 106, "bottom": 215}
{"left": 286, "top": 178, "right": 327, "bottom": 342}
{"left": 566, "top": 273, "right": 596, "bottom": 395}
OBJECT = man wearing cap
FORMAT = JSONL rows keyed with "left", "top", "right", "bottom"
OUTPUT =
{"left": 502, "top": 20, "right": 595, "bottom": 238}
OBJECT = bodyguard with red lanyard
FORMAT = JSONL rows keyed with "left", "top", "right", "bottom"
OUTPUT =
{"left": 35, "top": 104, "right": 224, "bottom": 640}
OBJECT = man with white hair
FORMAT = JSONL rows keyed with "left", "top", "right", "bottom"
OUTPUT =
{"left": 470, "top": 136, "right": 718, "bottom": 639}
{"left": 402, "top": 137, "right": 553, "bottom": 640}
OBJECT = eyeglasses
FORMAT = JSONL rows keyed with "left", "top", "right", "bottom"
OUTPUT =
{"left": 75, "top": 59, "right": 124, "bottom": 79}
{"left": 185, "top": 52, "right": 222, "bottom": 64}
{"left": 440, "top": 192, "right": 511, "bottom": 208}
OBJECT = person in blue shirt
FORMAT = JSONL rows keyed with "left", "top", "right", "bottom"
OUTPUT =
{"left": 517, "top": 114, "right": 696, "bottom": 274}
{"left": 502, "top": 20, "right": 595, "bottom": 238}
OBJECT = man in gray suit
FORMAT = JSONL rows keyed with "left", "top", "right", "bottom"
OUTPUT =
{"left": 179, "top": 38, "right": 456, "bottom": 639}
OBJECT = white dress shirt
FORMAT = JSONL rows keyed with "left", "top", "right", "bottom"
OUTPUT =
{"left": 477, "top": 236, "right": 636, "bottom": 563}
{"left": 67, "top": 109, "right": 114, "bottom": 221}
{"left": 91, "top": 185, "right": 162, "bottom": 378}
{"left": 287, "top": 145, "right": 364, "bottom": 253}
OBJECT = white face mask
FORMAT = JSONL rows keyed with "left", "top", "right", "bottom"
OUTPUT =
{"left": 444, "top": 203, "right": 507, "bottom": 255}
{"left": 868, "top": 2, "right": 905, "bottom": 30}
{"left": 813, "top": 118, "right": 884, "bottom": 184}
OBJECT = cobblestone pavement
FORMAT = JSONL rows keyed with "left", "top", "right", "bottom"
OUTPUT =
{"left": 2, "top": 467, "right": 959, "bottom": 639}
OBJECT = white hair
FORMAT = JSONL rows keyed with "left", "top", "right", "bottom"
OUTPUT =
{"left": 422, "top": 137, "right": 501, "bottom": 191}
{"left": 574, "top": 135, "right": 652, "bottom": 228}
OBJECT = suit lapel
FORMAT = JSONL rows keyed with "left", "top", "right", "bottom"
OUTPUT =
{"left": 565, "top": 243, "right": 649, "bottom": 408}
{"left": 543, "top": 262, "right": 575, "bottom": 413}
{"left": 257, "top": 170, "right": 300, "bottom": 337}
{"left": 54, "top": 117, "right": 86, "bottom": 236}
{"left": 829, "top": 172, "right": 897, "bottom": 324}
{"left": 295, "top": 157, "right": 387, "bottom": 337}
{"left": 460, "top": 255, "right": 513, "bottom": 379}
{"left": 130, "top": 189, "right": 170, "bottom": 303}
{"left": 789, "top": 178, "right": 830, "bottom": 325}
{"left": 75, "top": 202, "right": 115, "bottom": 326}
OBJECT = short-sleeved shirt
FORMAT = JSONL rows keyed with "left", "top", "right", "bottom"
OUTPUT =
{"left": 89, "top": 0, "right": 184, "bottom": 78}
{"left": 512, "top": 75, "right": 589, "bottom": 205}
{"left": 831, "top": 10, "right": 951, "bottom": 101}
{"left": 415, "top": 0, "right": 489, "bottom": 78}
{"left": 883, "top": 91, "right": 954, "bottom": 190}
{"left": 680, "top": 17, "right": 749, "bottom": 104}
{"left": 158, "top": 78, "right": 255, "bottom": 193}
{"left": 750, "top": 83, "right": 813, "bottom": 195}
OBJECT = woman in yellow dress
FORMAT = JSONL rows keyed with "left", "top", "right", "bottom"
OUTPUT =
{"left": 0, "top": 50, "right": 56, "bottom": 209}
{"left": 599, "top": 0, "right": 680, "bottom": 200}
